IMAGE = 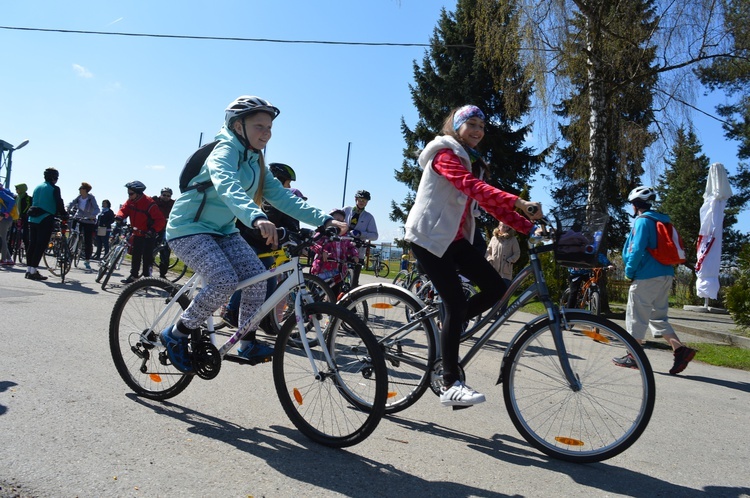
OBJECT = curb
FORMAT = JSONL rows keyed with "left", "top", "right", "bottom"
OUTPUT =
{"left": 671, "top": 322, "right": 750, "bottom": 350}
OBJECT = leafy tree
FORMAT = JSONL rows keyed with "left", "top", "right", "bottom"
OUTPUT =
{"left": 549, "top": 0, "right": 658, "bottom": 251}
{"left": 390, "top": 0, "right": 546, "bottom": 247}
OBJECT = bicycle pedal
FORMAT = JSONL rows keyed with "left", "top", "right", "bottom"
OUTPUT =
{"left": 246, "top": 355, "right": 272, "bottom": 366}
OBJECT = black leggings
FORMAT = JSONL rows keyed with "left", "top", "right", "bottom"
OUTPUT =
{"left": 27, "top": 216, "right": 55, "bottom": 269}
{"left": 411, "top": 238, "right": 506, "bottom": 386}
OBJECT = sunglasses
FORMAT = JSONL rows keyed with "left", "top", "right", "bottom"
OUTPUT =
{"left": 128, "top": 191, "right": 137, "bottom": 196}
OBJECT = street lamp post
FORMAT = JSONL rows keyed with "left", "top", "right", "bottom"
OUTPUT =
{"left": 0, "top": 139, "right": 30, "bottom": 186}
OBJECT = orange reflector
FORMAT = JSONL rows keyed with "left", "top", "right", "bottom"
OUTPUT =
{"left": 581, "top": 329, "right": 609, "bottom": 343}
{"left": 555, "top": 436, "right": 585, "bottom": 446}
{"left": 149, "top": 373, "right": 162, "bottom": 383}
{"left": 293, "top": 388, "right": 303, "bottom": 405}
{"left": 371, "top": 302, "right": 393, "bottom": 309}
{"left": 387, "top": 391, "right": 398, "bottom": 399}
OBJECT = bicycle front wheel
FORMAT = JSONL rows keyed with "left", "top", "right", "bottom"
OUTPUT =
{"left": 588, "top": 290, "right": 601, "bottom": 316}
{"left": 502, "top": 312, "right": 655, "bottom": 463}
{"left": 339, "top": 284, "right": 437, "bottom": 414}
{"left": 109, "top": 277, "right": 193, "bottom": 400}
{"left": 273, "top": 302, "right": 387, "bottom": 448}
{"left": 101, "top": 246, "right": 125, "bottom": 290}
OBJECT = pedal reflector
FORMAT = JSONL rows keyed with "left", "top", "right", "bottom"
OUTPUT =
{"left": 293, "top": 388, "right": 303, "bottom": 405}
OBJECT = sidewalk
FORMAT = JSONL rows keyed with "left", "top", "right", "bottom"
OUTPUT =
{"left": 607, "top": 305, "right": 750, "bottom": 349}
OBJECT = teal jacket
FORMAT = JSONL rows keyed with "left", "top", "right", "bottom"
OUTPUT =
{"left": 167, "top": 125, "right": 330, "bottom": 240}
{"left": 28, "top": 182, "right": 65, "bottom": 224}
{"left": 622, "top": 210, "right": 675, "bottom": 280}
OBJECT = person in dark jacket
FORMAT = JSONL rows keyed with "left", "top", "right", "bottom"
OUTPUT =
{"left": 93, "top": 199, "right": 116, "bottom": 260}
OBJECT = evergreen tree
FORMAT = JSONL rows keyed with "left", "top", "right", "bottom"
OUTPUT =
{"left": 390, "top": 0, "right": 545, "bottom": 246}
{"left": 655, "top": 127, "right": 710, "bottom": 271}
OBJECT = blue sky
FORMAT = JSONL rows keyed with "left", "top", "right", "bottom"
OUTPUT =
{"left": 1, "top": 0, "right": 747, "bottom": 242}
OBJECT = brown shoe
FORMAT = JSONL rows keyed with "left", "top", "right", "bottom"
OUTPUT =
{"left": 669, "top": 346, "right": 696, "bottom": 375}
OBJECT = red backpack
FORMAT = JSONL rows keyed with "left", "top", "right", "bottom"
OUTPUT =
{"left": 639, "top": 213, "right": 687, "bottom": 265}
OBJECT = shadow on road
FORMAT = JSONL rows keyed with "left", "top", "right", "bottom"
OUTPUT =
{"left": 126, "top": 394, "right": 516, "bottom": 497}
{"left": 390, "top": 416, "right": 750, "bottom": 497}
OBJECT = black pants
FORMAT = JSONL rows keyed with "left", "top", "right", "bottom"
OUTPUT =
{"left": 78, "top": 221, "right": 96, "bottom": 260}
{"left": 156, "top": 234, "right": 171, "bottom": 278}
{"left": 27, "top": 216, "right": 55, "bottom": 269}
{"left": 130, "top": 236, "right": 157, "bottom": 278}
{"left": 412, "top": 238, "right": 506, "bottom": 386}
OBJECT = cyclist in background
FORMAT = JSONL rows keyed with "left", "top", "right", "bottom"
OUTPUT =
{"left": 152, "top": 187, "right": 175, "bottom": 279}
{"left": 221, "top": 162, "right": 306, "bottom": 328}
{"left": 93, "top": 199, "right": 115, "bottom": 260}
{"left": 67, "top": 182, "right": 100, "bottom": 270}
{"left": 14, "top": 183, "right": 33, "bottom": 261}
{"left": 344, "top": 189, "right": 378, "bottom": 285}
{"left": 404, "top": 104, "right": 542, "bottom": 407}
{"left": 162, "top": 95, "right": 346, "bottom": 372}
{"left": 565, "top": 253, "right": 614, "bottom": 309}
{"left": 309, "top": 209, "right": 359, "bottom": 296}
{"left": 115, "top": 181, "right": 166, "bottom": 284}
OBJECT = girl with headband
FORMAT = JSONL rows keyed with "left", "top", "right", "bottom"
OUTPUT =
{"left": 404, "top": 104, "right": 543, "bottom": 407}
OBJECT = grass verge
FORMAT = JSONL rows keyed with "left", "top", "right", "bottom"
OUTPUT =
{"left": 686, "top": 342, "right": 750, "bottom": 371}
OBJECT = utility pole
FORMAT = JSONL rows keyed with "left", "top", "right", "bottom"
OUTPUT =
{"left": 341, "top": 142, "right": 351, "bottom": 207}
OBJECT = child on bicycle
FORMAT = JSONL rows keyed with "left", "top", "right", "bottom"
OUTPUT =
{"left": 403, "top": 104, "right": 543, "bottom": 407}
{"left": 565, "top": 252, "right": 614, "bottom": 308}
{"left": 162, "top": 95, "right": 346, "bottom": 372}
{"left": 309, "top": 209, "right": 359, "bottom": 295}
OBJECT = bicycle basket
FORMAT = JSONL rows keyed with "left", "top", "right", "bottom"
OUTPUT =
{"left": 553, "top": 208, "right": 608, "bottom": 268}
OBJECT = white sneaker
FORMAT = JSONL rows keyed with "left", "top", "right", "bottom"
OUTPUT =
{"left": 440, "top": 380, "right": 486, "bottom": 407}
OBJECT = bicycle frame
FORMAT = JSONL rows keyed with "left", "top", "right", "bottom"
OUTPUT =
{"left": 147, "top": 252, "right": 337, "bottom": 376}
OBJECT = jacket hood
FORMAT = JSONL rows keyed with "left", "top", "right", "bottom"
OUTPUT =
{"left": 15, "top": 183, "right": 28, "bottom": 194}
{"left": 417, "top": 135, "right": 467, "bottom": 170}
{"left": 639, "top": 210, "right": 671, "bottom": 224}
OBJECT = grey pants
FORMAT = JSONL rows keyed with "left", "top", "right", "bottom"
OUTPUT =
{"left": 169, "top": 233, "right": 267, "bottom": 333}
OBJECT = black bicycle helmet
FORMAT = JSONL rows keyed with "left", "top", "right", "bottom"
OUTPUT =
{"left": 269, "top": 163, "right": 296, "bottom": 182}
{"left": 161, "top": 187, "right": 173, "bottom": 195}
{"left": 355, "top": 189, "right": 371, "bottom": 200}
{"left": 125, "top": 180, "right": 147, "bottom": 193}
{"left": 224, "top": 95, "right": 280, "bottom": 126}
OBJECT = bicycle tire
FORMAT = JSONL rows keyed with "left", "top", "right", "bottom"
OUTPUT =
{"left": 101, "top": 245, "right": 125, "bottom": 290}
{"left": 11, "top": 230, "right": 25, "bottom": 264}
{"left": 559, "top": 288, "right": 572, "bottom": 309}
{"left": 68, "top": 232, "right": 80, "bottom": 268}
{"left": 375, "top": 261, "right": 389, "bottom": 278}
{"left": 95, "top": 251, "right": 111, "bottom": 283}
{"left": 109, "top": 277, "right": 194, "bottom": 400}
{"left": 266, "top": 273, "right": 335, "bottom": 336}
{"left": 588, "top": 290, "right": 601, "bottom": 316}
{"left": 273, "top": 301, "right": 387, "bottom": 448}
{"left": 43, "top": 238, "right": 62, "bottom": 276}
{"left": 339, "top": 284, "right": 437, "bottom": 414}
{"left": 502, "top": 311, "right": 655, "bottom": 463}
{"left": 390, "top": 270, "right": 410, "bottom": 304}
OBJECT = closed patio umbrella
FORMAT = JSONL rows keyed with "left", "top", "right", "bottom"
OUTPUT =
{"left": 695, "top": 162, "right": 733, "bottom": 302}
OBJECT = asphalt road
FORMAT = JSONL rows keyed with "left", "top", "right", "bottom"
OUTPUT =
{"left": 1, "top": 264, "right": 749, "bottom": 497}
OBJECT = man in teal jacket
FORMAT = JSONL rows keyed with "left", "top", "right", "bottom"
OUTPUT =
{"left": 613, "top": 186, "right": 696, "bottom": 375}
{"left": 26, "top": 168, "right": 67, "bottom": 280}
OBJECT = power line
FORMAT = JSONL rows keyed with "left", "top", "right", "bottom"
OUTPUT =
{"left": 0, "top": 25, "right": 474, "bottom": 48}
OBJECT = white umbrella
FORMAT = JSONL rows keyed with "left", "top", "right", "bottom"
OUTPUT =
{"left": 695, "top": 162, "right": 733, "bottom": 300}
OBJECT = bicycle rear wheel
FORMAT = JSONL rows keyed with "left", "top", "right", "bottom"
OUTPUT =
{"left": 339, "top": 284, "right": 437, "bottom": 414}
{"left": 109, "top": 277, "right": 193, "bottom": 400}
{"left": 266, "top": 273, "right": 335, "bottom": 336}
{"left": 588, "top": 290, "right": 601, "bottom": 316}
{"left": 273, "top": 302, "right": 387, "bottom": 448}
{"left": 502, "top": 311, "right": 655, "bottom": 463}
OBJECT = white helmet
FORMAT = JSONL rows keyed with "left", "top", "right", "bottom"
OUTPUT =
{"left": 628, "top": 186, "right": 656, "bottom": 204}
{"left": 224, "top": 96, "right": 280, "bottom": 127}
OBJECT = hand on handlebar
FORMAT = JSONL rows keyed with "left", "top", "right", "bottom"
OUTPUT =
{"left": 254, "top": 219, "right": 278, "bottom": 248}
{"left": 324, "top": 219, "right": 349, "bottom": 236}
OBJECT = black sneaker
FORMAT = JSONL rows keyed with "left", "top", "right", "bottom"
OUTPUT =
{"left": 612, "top": 352, "right": 638, "bottom": 369}
{"left": 121, "top": 275, "right": 137, "bottom": 284}
{"left": 669, "top": 346, "right": 696, "bottom": 375}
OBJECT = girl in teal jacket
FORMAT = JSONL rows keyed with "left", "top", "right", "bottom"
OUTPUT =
{"left": 162, "top": 96, "right": 346, "bottom": 372}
